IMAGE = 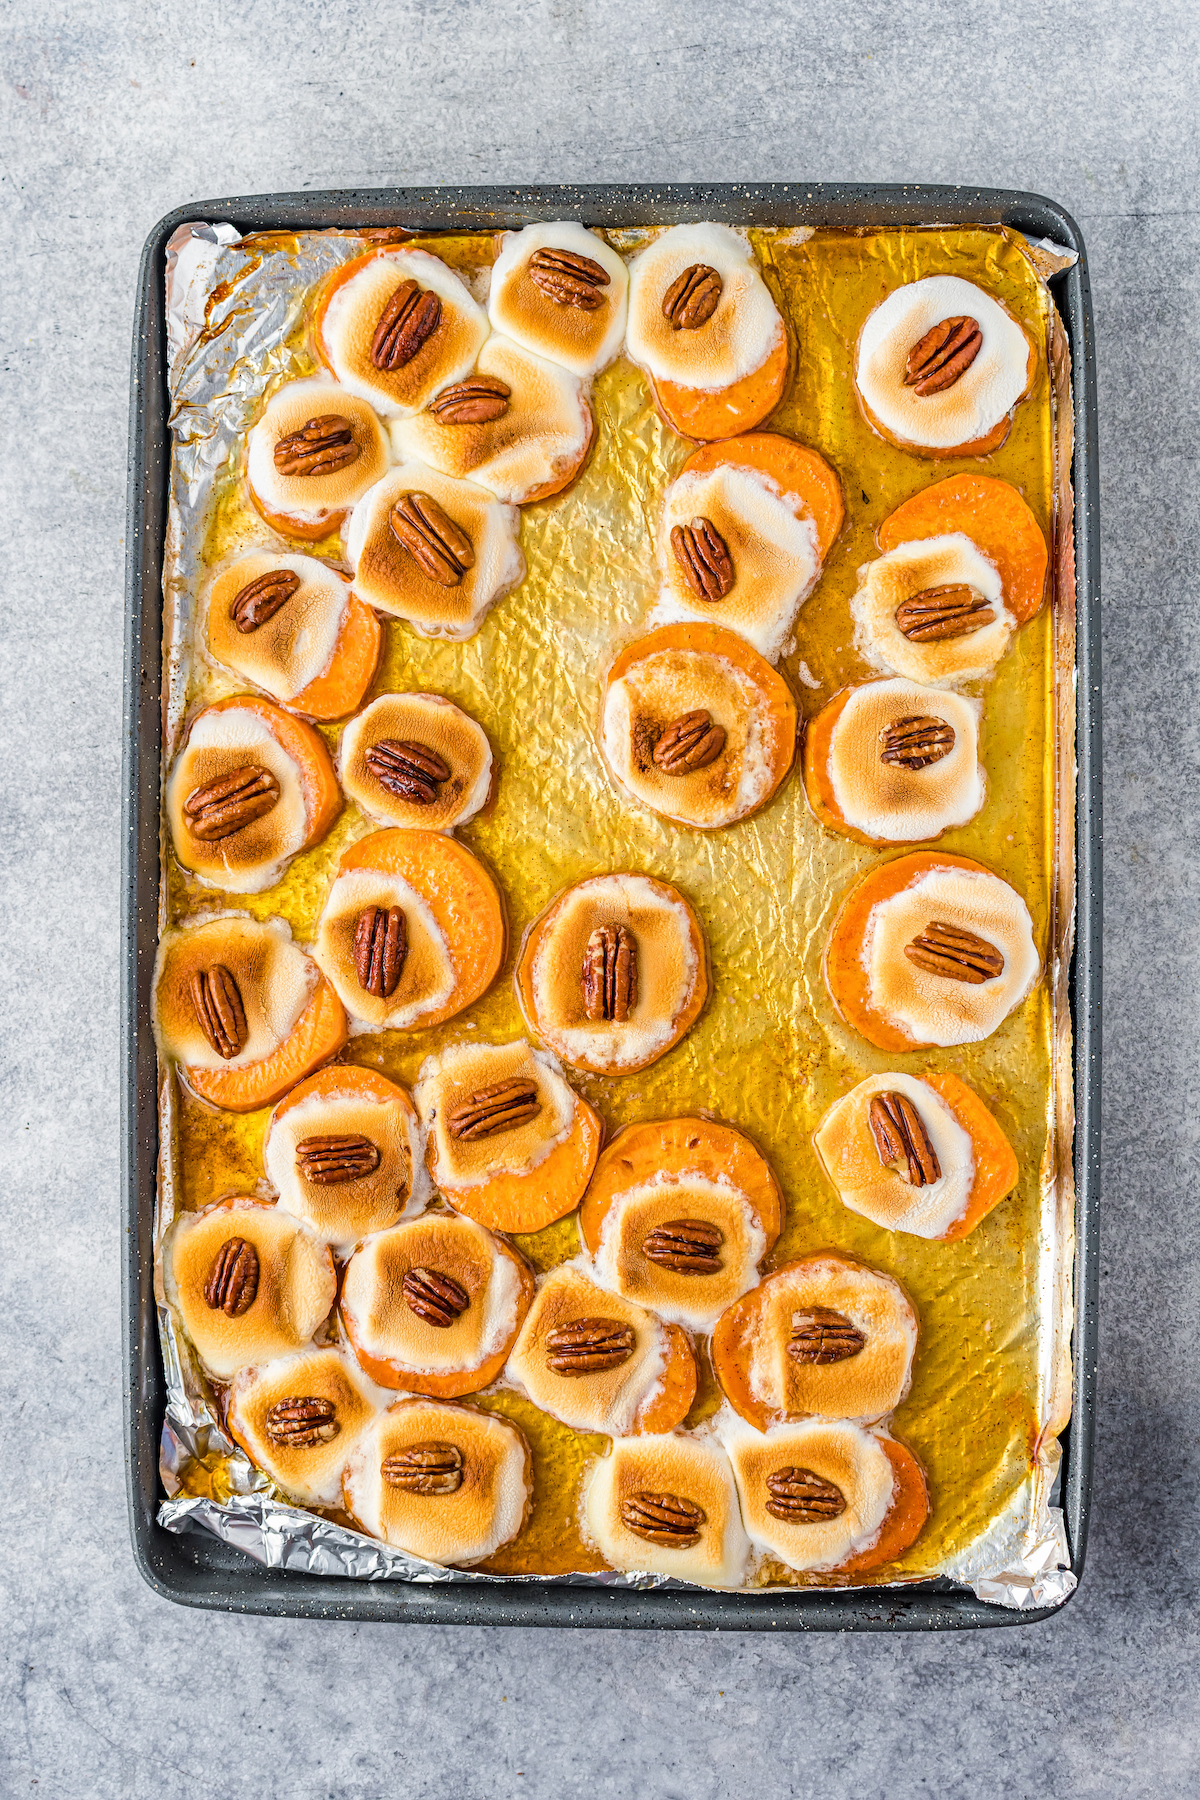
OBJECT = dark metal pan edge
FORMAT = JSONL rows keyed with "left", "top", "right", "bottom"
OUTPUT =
{"left": 122, "top": 183, "right": 1100, "bottom": 1631}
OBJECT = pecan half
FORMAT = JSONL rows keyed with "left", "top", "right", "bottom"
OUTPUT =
{"left": 528, "top": 246, "right": 610, "bottom": 310}
{"left": 581, "top": 923, "right": 638, "bottom": 1023}
{"left": 190, "top": 965, "right": 247, "bottom": 1060}
{"left": 203, "top": 1236, "right": 259, "bottom": 1316}
{"left": 402, "top": 1266, "right": 470, "bottom": 1328}
{"left": 662, "top": 263, "right": 723, "bottom": 330}
{"left": 382, "top": 1441, "right": 464, "bottom": 1494}
{"left": 183, "top": 764, "right": 280, "bottom": 842}
{"left": 765, "top": 1466, "right": 847, "bottom": 1523}
{"left": 904, "top": 315, "right": 983, "bottom": 395}
{"left": 545, "top": 1316, "right": 635, "bottom": 1375}
{"left": 264, "top": 1396, "right": 339, "bottom": 1449}
{"left": 621, "top": 1491, "right": 705, "bottom": 1547}
{"left": 672, "top": 516, "right": 734, "bottom": 600}
{"left": 895, "top": 584, "right": 996, "bottom": 642}
{"left": 231, "top": 568, "right": 300, "bottom": 633}
{"left": 371, "top": 279, "right": 442, "bottom": 371}
{"left": 653, "top": 709, "right": 727, "bottom": 775}
{"left": 641, "top": 1219, "right": 724, "bottom": 1275}
{"left": 447, "top": 1078, "right": 541, "bottom": 1141}
{"left": 295, "top": 1134, "right": 381, "bottom": 1185}
{"left": 429, "top": 375, "right": 512, "bottom": 424}
{"left": 868, "top": 1091, "right": 942, "bottom": 1187}
{"left": 905, "top": 920, "right": 1005, "bottom": 984}
{"left": 787, "top": 1307, "right": 866, "bottom": 1365}
{"left": 353, "top": 904, "right": 407, "bottom": 998}
{"left": 880, "top": 714, "right": 956, "bottom": 769}
{"left": 273, "top": 414, "right": 360, "bottom": 477}
{"left": 389, "top": 491, "right": 475, "bottom": 586}
{"left": 365, "top": 737, "right": 450, "bottom": 804}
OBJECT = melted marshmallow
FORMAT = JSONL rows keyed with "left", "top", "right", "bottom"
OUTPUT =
{"left": 625, "top": 224, "right": 783, "bottom": 390}
{"left": 813, "top": 1072, "right": 976, "bottom": 1239}
{"left": 862, "top": 864, "right": 1041, "bottom": 1047}
{"left": 856, "top": 275, "right": 1032, "bottom": 450}
{"left": 826, "top": 679, "right": 984, "bottom": 842}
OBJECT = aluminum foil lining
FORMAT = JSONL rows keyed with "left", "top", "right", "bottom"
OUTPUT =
{"left": 154, "top": 219, "right": 1077, "bottom": 1609}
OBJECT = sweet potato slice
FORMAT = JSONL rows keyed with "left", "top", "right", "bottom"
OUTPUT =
{"left": 186, "top": 970, "right": 349, "bottom": 1114}
{"left": 923, "top": 1071, "right": 1020, "bottom": 1240}
{"left": 838, "top": 1436, "right": 929, "bottom": 1573}
{"left": 635, "top": 1323, "right": 698, "bottom": 1433}
{"left": 341, "top": 1242, "right": 536, "bottom": 1399}
{"left": 878, "top": 474, "right": 1048, "bottom": 624}
{"left": 823, "top": 850, "right": 996, "bottom": 1054}
{"left": 680, "top": 432, "right": 845, "bottom": 560}
{"left": 200, "top": 693, "right": 343, "bottom": 848}
{"left": 287, "top": 590, "right": 383, "bottom": 721}
{"left": 579, "top": 1116, "right": 783, "bottom": 1257}
{"left": 653, "top": 329, "right": 790, "bottom": 441}
{"left": 337, "top": 828, "right": 506, "bottom": 1028}
{"left": 437, "top": 1098, "right": 604, "bottom": 1235}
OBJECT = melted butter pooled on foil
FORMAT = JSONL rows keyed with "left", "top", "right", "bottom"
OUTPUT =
{"left": 164, "top": 224, "right": 1060, "bottom": 1586}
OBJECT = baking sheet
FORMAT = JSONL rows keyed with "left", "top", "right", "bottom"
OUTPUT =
{"left": 152, "top": 217, "right": 1077, "bottom": 1604}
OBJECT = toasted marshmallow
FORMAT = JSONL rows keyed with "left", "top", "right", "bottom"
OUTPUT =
{"left": 415, "top": 1040, "right": 578, "bottom": 1195}
{"left": 344, "top": 1399, "right": 532, "bottom": 1564}
{"left": 524, "top": 874, "right": 704, "bottom": 1074}
{"left": 814, "top": 1073, "right": 976, "bottom": 1239}
{"left": 345, "top": 462, "right": 524, "bottom": 640}
{"left": 825, "top": 679, "right": 984, "bottom": 842}
{"left": 851, "top": 534, "right": 1013, "bottom": 687}
{"left": 339, "top": 693, "right": 493, "bottom": 832}
{"left": 341, "top": 1213, "right": 527, "bottom": 1388}
{"left": 263, "top": 1071, "right": 428, "bottom": 1251}
{"left": 245, "top": 379, "right": 390, "bottom": 531}
{"left": 602, "top": 640, "right": 790, "bottom": 830}
{"left": 591, "top": 1173, "right": 767, "bottom": 1333}
{"left": 856, "top": 275, "right": 1032, "bottom": 452}
{"left": 312, "top": 867, "right": 457, "bottom": 1034}
{"left": 655, "top": 466, "right": 820, "bottom": 661}
{"left": 625, "top": 224, "right": 783, "bottom": 391}
{"left": 226, "top": 1348, "right": 383, "bottom": 1507}
{"left": 392, "top": 335, "right": 593, "bottom": 505}
{"left": 741, "top": 1257, "right": 917, "bottom": 1426}
{"left": 583, "top": 1434, "right": 750, "bottom": 1588}
{"left": 165, "top": 703, "right": 321, "bottom": 893}
{"left": 162, "top": 1198, "right": 336, "bottom": 1382}
{"left": 320, "top": 248, "right": 490, "bottom": 418}
{"left": 506, "top": 1261, "right": 672, "bottom": 1437}
{"left": 204, "top": 554, "right": 353, "bottom": 707}
{"left": 862, "top": 863, "right": 1041, "bottom": 1047}
{"left": 153, "top": 915, "right": 317, "bottom": 1075}
{"left": 487, "top": 223, "right": 628, "bottom": 379}
{"left": 720, "top": 1416, "right": 897, "bottom": 1573}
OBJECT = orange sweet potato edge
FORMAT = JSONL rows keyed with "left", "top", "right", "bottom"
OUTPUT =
{"left": 338, "top": 828, "right": 506, "bottom": 1027}
{"left": 436, "top": 1098, "right": 604, "bottom": 1234}
{"left": 877, "top": 473, "right": 1049, "bottom": 625}
{"left": 341, "top": 1241, "right": 536, "bottom": 1397}
{"left": 653, "top": 329, "right": 790, "bottom": 441}
{"left": 514, "top": 878, "right": 710, "bottom": 1077}
{"left": 578, "top": 1116, "right": 784, "bottom": 1255}
{"left": 823, "top": 850, "right": 996, "bottom": 1054}
{"left": 186, "top": 971, "right": 349, "bottom": 1114}
{"left": 681, "top": 432, "right": 845, "bottom": 562}
{"left": 289, "top": 590, "right": 383, "bottom": 722}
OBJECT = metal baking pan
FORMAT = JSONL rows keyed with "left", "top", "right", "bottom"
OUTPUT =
{"left": 122, "top": 183, "right": 1101, "bottom": 1630}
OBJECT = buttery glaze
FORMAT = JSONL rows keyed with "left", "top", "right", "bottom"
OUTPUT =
{"left": 167, "top": 225, "right": 1057, "bottom": 1586}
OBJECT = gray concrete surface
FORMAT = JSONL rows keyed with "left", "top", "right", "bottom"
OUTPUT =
{"left": 2, "top": 2, "right": 1198, "bottom": 1795}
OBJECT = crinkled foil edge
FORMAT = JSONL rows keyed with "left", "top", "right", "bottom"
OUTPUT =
{"left": 152, "top": 220, "right": 1080, "bottom": 1609}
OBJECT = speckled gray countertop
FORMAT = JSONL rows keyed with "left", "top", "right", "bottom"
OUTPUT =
{"left": 2, "top": 3, "right": 1198, "bottom": 1796}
